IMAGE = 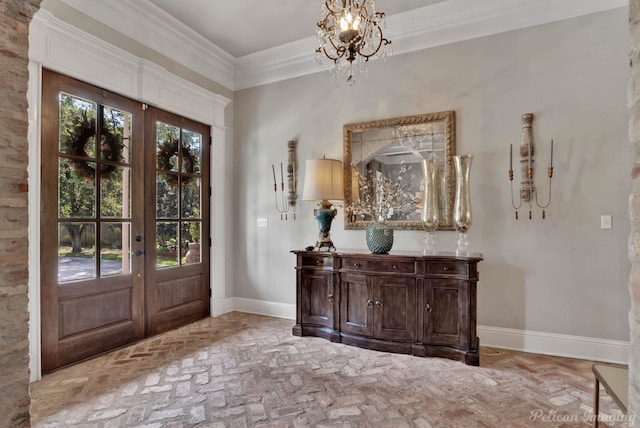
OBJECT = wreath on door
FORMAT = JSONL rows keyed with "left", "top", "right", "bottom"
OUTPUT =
{"left": 62, "top": 113, "right": 123, "bottom": 179}
{"left": 156, "top": 134, "right": 198, "bottom": 187}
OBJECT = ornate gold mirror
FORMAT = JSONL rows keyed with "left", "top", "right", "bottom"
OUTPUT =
{"left": 344, "top": 111, "right": 456, "bottom": 230}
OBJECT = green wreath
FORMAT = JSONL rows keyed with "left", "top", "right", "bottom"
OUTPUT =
{"left": 156, "top": 135, "right": 197, "bottom": 187}
{"left": 63, "top": 113, "right": 123, "bottom": 179}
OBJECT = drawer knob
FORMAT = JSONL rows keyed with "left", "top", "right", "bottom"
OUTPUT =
{"left": 328, "top": 293, "right": 334, "bottom": 302}
{"left": 354, "top": 263, "right": 361, "bottom": 268}
{"left": 392, "top": 265, "right": 397, "bottom": 270}
{"left": 316, "top": 260, "right": 323, "bottom": 265}
{"left": 425, "top": 304, "right": 433, "bottom": 313}
{"left": 367, "top": 299, "right": 374, "bottom": 308}
{"left": 443, "top": 266, "right": 449, "bottom": 271}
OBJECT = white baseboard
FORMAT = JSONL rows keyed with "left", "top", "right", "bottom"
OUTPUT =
{"left": 224, "top": 297, "right": 296, "bottom": 320}
{"left": 222, "top": 298, "right": 629, "bottom": 364}
{"left": 477, "top": 325, "right": 629, "bottom": 365}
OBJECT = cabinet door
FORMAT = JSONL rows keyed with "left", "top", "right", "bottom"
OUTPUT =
{"left": 373, "top": 276, "right": 416, "bottom": 342}
{"left": 423, "top": 279, "right": 470, "bottom": 348}
{"left": 340, "top": 273, "right": 373, "bottom": 337}
{"left": 300, "top": 271, "right": 333, "bottom": 328}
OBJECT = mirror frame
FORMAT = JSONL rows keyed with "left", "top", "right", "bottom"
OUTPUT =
{"left": 343, "top": 111, "right": 457, "bottom": 230}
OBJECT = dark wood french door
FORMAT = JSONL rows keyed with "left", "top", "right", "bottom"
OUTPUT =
{"left": 41, "top": 70, "right": 210, "bottom": 372}
{"left": 143, "top": 106, "right": 210, "bottom": 336}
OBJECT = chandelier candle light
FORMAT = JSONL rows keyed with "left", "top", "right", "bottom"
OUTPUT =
{"left": 508, "top": 113, "right": 554, "bottom": 220}
{"left": 315, "top": 0, "right": 392, "bottom": 85}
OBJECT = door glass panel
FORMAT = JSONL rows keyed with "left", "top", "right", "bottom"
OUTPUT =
{"left": 101, "top": 166, "right": 131, "bottom": 218}
{"left": 102, "top": 105, "right": 131, "bottom": 164}
{"left": 182, "top": 222, "right": 201, "bottom": 265}
{"left": 58, "top": 223, "right": 96, "bottom": 282}
{"left": 59, "top": 93, "right": 97, "bottom": 158}
{"left": 182, "top": 129, "right": 201, "bottom": 174}
{"left": 156, "top": 123, "right": 180, "bottom": 171}
{"left": 156, "top": 222, "right": 178, "bottom": 268}
{"left": 182, "top": 178, "right": 200, "bottom": 219}
{"left": 59, "top": 158, "right": 96, "bottom": 218}
{"left": 157, "top": 173, "right": 179, "bottom": 218}
{"left": 100, "top": 223, "right": 131, "bottom": 277}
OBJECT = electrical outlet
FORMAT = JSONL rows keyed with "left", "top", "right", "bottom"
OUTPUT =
{"left": 600, "top": 215, "right": 612, "bottom": 230}
{"left": 257, "top": 218, "right": 268, "bottom": 228}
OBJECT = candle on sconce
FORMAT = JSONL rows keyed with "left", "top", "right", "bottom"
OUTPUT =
{"left": 550, "top": 139, "right": 554, "bottom": 167}
{"left": 280, "top": 162, "right": 284, "bottom": 184}
{"left": 272, "top": 164, "right": 277, "bottom": 187}
{"left": 509, "top": 144, "right": 513, "bottom": 170}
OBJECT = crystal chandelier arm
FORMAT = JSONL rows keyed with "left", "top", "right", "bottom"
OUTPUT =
{"left": 324, "top": 0, "right": 348, "bottom": 15}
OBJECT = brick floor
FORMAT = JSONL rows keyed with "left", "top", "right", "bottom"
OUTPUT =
{"left": 30, "top": 312, "right": 628, "bottom": 427}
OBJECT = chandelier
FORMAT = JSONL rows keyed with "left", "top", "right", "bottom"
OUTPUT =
{"left": 315, "top": 0, "right": 392, "bottom": 85}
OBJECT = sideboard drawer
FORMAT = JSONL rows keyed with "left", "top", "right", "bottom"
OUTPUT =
{"left": 301, "top": 255, "right": 333, "bottom": 268}
{"left": 426, "top": 261, "right": 468, "bottom": 276}
{"left": 342, "top": 258, "right": 415, "bottom": 274}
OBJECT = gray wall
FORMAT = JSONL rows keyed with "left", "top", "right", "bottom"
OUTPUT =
{"left": 233, "top": 8, "right": 630, "bottom": 341}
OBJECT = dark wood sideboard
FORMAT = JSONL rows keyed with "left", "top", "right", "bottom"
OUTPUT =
{"left": 292, "top": 249, "right": 483, "bottom": 365}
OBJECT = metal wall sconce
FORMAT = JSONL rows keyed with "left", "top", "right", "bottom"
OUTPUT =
{"left": 508, "top": 113, "right": 554, "bottom": 220}
{"left": 272, "top": 140, "right": 297, "bottom": 220}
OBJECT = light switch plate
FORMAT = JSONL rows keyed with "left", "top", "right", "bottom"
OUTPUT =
{"left": 600, "top": 215, "right": 612, "bottom": 230}
{"left": 257, "top": 218, "right": 268, "bottom": 228}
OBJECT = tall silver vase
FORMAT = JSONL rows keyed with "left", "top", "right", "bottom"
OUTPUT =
{"left": 453, "top": 155, "right": 473, "bottom": 254}
{"left": 421, "top": 159, "right": 439, "bottom": 253}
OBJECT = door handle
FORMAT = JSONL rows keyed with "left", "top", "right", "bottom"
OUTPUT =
{"left": 135, "top": 235, "right": 143, "bottom": 242}
{"left": 367, "top": 299, "right": 373, "bottom": 308}
{"left": 425, "top": 304, "right": 432, "bottom": 313}
{"left": 375, "top": 300, "right": 383, "bottom": 308}
{"left": 135, "top": 250, "right": 144, "bottom": 256}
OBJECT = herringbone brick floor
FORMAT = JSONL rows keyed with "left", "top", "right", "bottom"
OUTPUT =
{"left": 30, "top": 312, "right": 627, "bottom": 427}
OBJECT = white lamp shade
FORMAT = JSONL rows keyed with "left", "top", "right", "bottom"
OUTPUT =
{"left": 302, "top": 158, "right": 345, "bottom": 201}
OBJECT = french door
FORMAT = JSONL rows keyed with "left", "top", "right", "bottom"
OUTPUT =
{"left": 40, "top": 70, "right": 210, "bottom": 372}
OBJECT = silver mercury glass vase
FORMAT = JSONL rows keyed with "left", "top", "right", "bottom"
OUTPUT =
{"left": 453, "top": 155, "right": 473, "bottom": 254}
{"left": 421, "top": 158, "right": 439, "bottom": 254}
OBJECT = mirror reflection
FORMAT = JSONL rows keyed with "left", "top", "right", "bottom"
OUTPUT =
{"left": 344, "top": 111, "right": 456, "bottom": 230}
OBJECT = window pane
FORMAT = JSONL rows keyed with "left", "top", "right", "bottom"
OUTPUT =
{"left": 101, "top": 166, "right": 130, "bottom": 219}
{"left": 59, "top": 157, "right": 96, "bottom": 218}
{"left": 59, "top": 93, "right": 97, "bottom": 158}
{"left": 182, "top": 129, "right": 201, "bottom": 174}
{"left": 156, "top": 222, "right": 178, "bottom": 268}
{"left": 156, "top": 173, "right": 178, "bottom": 218}
{"left": 182, "top": 178, "right": 200, "bottom": 219}
{"left": 182, "top": 222, "right": 201, "bottom": 265}
{"left": 58, "top": 223, "right": 95, "bottom": 283}
{"left": 102, "top": 105, "right": 131, "bottom": 165}
{"left": 100, "top": 223, "right": 131, "bottom": 277}
{"left": 156, "top": 122, "right": 180, "bottom": 171}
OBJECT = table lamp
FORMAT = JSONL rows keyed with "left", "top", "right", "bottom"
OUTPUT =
{"left": 302, "top": 157, "right": 344, "bottom": 251}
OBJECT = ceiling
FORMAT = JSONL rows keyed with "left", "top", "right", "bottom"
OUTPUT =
{"left": 147, "top": 0, "right": 445, "bottom": 58}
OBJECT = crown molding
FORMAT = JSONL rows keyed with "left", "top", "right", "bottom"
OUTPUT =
{"left": 58, "top": 0, "right": 627, "bottom": 91}
{"left": 30, "top": 9, "right": 231, "bottom": 127}
{"left": 58, "top": 0, "right": 236, "bottom": 91}
{"left": 235, "top": 0, "right": 628, "bottom": 90}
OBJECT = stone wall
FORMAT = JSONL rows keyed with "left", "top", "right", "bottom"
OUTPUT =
{"left": 631, "top": 0, "right": 640, "bottom": 423}
{"left": 0, "top": 0, "right": 40, "bottom": 426}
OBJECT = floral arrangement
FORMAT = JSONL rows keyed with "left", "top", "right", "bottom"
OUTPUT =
{"left": 348, "top": 162, "right": 418, "bottom": 222}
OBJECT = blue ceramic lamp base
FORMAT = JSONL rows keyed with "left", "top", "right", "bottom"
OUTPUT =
{"left": 314, "top": 203, "right": 337, "bottom": 251}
